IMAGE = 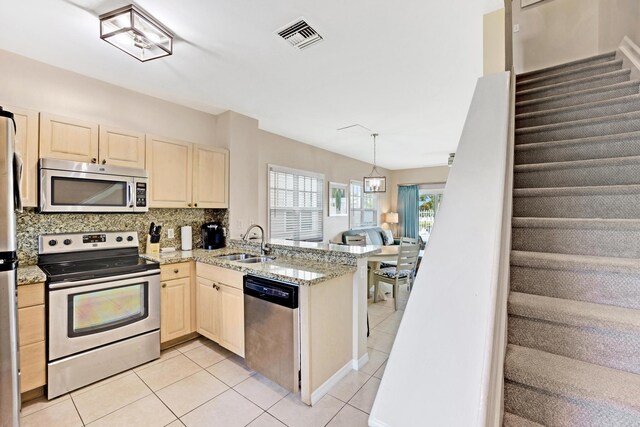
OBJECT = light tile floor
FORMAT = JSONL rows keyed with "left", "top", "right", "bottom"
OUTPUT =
{"left": 21, "top": 283, "right": 409, "bottom": 427}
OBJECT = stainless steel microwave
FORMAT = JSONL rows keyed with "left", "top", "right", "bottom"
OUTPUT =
{"left": 39, "top": 158, "right": 148, "bottom": 213}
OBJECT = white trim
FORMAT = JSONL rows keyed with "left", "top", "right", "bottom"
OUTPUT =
{"left": 618, "top": 36, "right": 640, "bottom": 80}
{"left": 354, "top": 353, "right": 369, "bottom": 370}
{"left": 310, "top": 360, "right": 353, "bottom": 405}
{"left": 268, "top": 163, "right": 324, "bottom": 180}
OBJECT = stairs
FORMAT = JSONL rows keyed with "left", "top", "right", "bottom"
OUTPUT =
{"left": 504, "top": 52, "right": 640, "bottom": 426}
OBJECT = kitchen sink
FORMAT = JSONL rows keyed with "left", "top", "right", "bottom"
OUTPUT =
{"left": 216, "top": 253, "right": 255, "bottom": 261}
{"left": 235, "top": 256, "right": 275, "bottom": 264}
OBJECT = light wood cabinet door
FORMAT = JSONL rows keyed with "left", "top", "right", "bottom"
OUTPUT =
{"left": 160, "top": 277, "right": 191, "bottom": 343}
{"left": 193, "top": 145, "right": 229, "bottom": 209}
{"left": 99, "top": 126, "right": 145, "bottom": 168}
{"left": 20, "top": 341, "right": 46, "bottom": 392}
{"left": 39, "top": 113, "right": 99, "bottom": 163}
{"left": 219, "top": 284, "right": 244, "bottom": 357}
{"left": 196, "top": 277, "right": 220, "bottom": 342}
{"left": 6, "top": 106, "right": 39, "bottom": 207}
{"left": 146, "top": 135, "right": 193, "bottom": 208}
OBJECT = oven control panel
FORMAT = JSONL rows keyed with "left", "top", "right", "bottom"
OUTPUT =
{"left": 39, "top": 231, "right": 140, "bottom": 255}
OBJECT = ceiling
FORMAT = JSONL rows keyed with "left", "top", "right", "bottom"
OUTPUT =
{"left": 0, "top": 0, "right": 503, "bottom": 170}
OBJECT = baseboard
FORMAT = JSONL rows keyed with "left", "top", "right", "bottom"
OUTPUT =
{"left": 310, "top": 360, "right": 353, "bottom": 406}
{"left": 353, "top": 353, "right": 369, "bottom": 370}
{"left": 618, "top": 36, "right": 640, "bottom": 80}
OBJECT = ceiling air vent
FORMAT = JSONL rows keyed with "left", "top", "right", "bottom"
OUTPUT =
{"left": 276, "top": 19, "right": 323, "bottom": 50}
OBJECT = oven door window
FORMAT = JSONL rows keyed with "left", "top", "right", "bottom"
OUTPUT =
{"left": 68, "top": 282, "right": 149, "bottom": 337}
{"left": 51, "top": 177, "right": 127, "bottom": 207}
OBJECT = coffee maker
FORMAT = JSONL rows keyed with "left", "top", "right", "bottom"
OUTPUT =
{"left": 202, "top": 222, "right": 226, "bottom": 249}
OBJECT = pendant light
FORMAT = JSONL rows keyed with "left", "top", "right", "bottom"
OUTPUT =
{"left": 363, "top": 133, "right": 386, "bottom": 193}
{"left": 99, "top": 4, "right": 173, "bottom": 62}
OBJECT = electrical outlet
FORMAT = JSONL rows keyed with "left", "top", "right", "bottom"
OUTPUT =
{"left": 167, "top": 228, "right": 175, "bottom": 239}
{"left": 513, "top": 24, "right": 520, "bottom": 33}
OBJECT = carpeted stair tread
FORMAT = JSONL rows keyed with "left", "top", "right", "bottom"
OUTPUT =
{"left": 515, "top": 94, "right": 640, "bottom": 128}
{"left": 512, "top": 217, "right": 640, "bottom": 231}
{"left": 514, "top": 183, "right": 640, "bottom": 197}
{"left": 511, "top": 250, "right": 640, "bottom": 274}
{"left": 516, "top": 69, "right": 631, "bottom": 102}
{"left": 516, "top": 59, "right": 624, "bottom": 92}
{"left": 514, "top": 156, "right": 640, "bottom": 189}
{"left": 514, "top": 131, "right": 640, "bottom": 165}
{"left": 504, "top": 345, "right": 640, "bottom": 413}
{"left": 515, "top": 80, "right": 640, "bottom": 114}
{"left": 515, "top": 111, "right": 640, "bottom": 144}
{"left": 503, "top": 412, "right": 544, "bottom": 427}
{"left": 508, "top": 292, "right": 640, "bottom": 333}
{"left": 516, "top": 52, "right": 617, "bottom": 82}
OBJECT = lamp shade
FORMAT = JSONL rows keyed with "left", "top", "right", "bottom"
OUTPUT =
{"left": 384, "top": 212, "right": 398, "bottom": 224}
{"left": 100, "top": 5, "right": 173, "bottom": 62}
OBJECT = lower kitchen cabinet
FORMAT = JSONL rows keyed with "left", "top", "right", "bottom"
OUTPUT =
{"left": 17, "top": 283, "right": 46, "bottom": 393}
{"left": 160, "top": 263, "right": 193, "bottom": 343}
{"left": 196, "top": 263, "right": 245, "bottom": 357}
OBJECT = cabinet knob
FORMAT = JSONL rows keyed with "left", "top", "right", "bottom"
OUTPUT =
{"left": 187, "top": 203, "right": 192, "bottom": 207}
{"left": 194, "top": 203, "right": 198, "bottom": 207}
{"left": 101, "top": 159, "right": 107, "bottom": 164}
{"left": 91, "top": 158, "right": 97, "bottom": 163}
{"left": 173, "top": 269, "right": 179, "bottom": 274}
{"left": 162, "top": 283, "right": 167, "bottom": 288}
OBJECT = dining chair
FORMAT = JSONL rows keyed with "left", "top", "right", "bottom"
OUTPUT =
{"left": 372, "top": 237, "right": 420, "bottom": 310}
{"left": 345, "top": 234, "right": 366, "bottom": 246}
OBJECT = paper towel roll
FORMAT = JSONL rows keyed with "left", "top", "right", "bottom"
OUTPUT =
{"left": 181, "top": 226, "right": 192, "bottom": 251}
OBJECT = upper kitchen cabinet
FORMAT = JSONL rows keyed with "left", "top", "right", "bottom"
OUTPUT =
{"left": 98, "top": 126, "right": 145, "bottom": 168}
{"left": 7, "top": 106, "right": 39, "bottom": 207}
{"left": 146, "top": 134, "right": 193, "bottom": 208}
{"left": 39, "top": 113, "right": 99, "bottom": 163}
{"left": 193, "top": 145, "right": 229, "bottom": 209}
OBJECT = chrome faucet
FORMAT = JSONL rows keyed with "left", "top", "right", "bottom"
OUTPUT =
{"left": 242, "top": 224, "right": 268, "bottom": 255}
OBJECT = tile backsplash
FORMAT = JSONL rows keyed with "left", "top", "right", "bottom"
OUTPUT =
{"left": 17, "top": 208, "right": 228, "bottom": 265}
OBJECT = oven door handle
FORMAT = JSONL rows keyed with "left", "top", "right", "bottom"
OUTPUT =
{"left": 48, "top": 270, "right": 160, "bottom": 289}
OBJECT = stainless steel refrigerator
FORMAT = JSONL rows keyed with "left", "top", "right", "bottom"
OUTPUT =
{"left": 0, "top": 106, "right": 20, "bottom": 427}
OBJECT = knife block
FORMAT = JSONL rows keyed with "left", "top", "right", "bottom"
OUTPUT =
{"left": 146, "top": 236, "right": 160, "bottom": 254}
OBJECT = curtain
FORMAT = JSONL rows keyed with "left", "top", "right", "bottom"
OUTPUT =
{"left": 398, "top": 185, "right": 419, "bottom": 238}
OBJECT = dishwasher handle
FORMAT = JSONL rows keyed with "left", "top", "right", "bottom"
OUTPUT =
{"left": 243, "top": 275, "right": 298, "bottom": 309}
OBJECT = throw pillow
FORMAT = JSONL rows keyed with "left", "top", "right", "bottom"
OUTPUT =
{"left": 382, "top": 229, "right": 394, "bottom": 246}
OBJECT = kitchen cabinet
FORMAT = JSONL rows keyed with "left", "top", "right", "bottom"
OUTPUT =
{"left": 17, "top": 283, "right": 46, "bottom": 393}
{"left": 40, "top": 113, "right": 145, "bottom": 168}
{"left": 6, "top": 106, "right": 39, "bottom": 207}
{"left": 146, "top": 135, "right": 193, "bottom": 208}
{"left": 196, "top": 263, "right": 245, "bottom": 356}
{"left": 193, "top": 145, "right": 229, "bottom": 208}
{"left": 160, "top": 263, "right": 193, "bottom": 343}
{"left": 39, "top": 113, "right": 99, "bottom": 163}
{"left": 98, "top": 126, "right": 145, "bottom": 168}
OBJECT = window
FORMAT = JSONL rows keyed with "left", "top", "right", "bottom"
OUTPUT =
{"left": 419, "top": 185, "right": 444, "bottom": 244}
{"left": 350, "top": 180, "right": 378, "bottom": 228}
{"left": 268, "top": 165, "right": 324, "bottom": 241}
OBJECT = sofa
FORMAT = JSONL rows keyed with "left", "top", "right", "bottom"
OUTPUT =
{"left": 341, "top": 227, "right": 399, "bottom": 246}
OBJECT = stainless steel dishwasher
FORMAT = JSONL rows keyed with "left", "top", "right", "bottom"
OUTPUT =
{"left": 243, "top": 275, "right": 299, "bottom": 392}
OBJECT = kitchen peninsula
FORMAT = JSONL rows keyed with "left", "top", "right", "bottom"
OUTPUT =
{"left": 142, "top": 238, "right": 380, "bottom": 405}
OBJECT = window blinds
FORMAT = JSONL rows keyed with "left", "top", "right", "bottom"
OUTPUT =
{"left": 350, "top": 180, "right": 378, "bottom": 228}
{"left": 268, "top": 165, "right": 324, "bottom": 241}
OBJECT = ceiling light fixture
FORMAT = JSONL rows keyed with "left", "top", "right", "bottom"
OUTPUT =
{"left": 99, "top": 4, "right": 173, "bottom": 62}
{"left": 364, "top": 133, "right": 386, "bottom": 193}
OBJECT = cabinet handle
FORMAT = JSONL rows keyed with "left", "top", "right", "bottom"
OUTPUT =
{"left": 102, "top": 159, "right": 107, "bottom": 164}
{"left": 162, "top": 283, "right": 167, "bottom": 288}
{"left": 91, "top": 158, "right": 97, "bottom": 163}
{"left": 173, "top": 269, "right": 179, "bottom": 274}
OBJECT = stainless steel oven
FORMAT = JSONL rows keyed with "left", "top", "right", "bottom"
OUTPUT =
{"left": 39, "top": 231, "right": 160, "bottom": 399}
{"left": 39, "top": 158, "right": 148, "bottom": 213}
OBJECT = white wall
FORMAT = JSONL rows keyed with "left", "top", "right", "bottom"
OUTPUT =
{"left": 0, "top": 49, "right": 219, "bottom": 146}
{"left": 512, "top": 0, "right": 640, "bottom": 73}
{"left": 221, "top": 111, "right": 392, "bottom": 242}
{"left": 484, "top": 8, "right": 507, "bottom": 75}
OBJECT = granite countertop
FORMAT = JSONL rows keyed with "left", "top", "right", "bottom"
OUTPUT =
{"left": 18, "top": 265, "right": 47, "bottom": 286}
{"left": 236, "top": 238, "right": 382, "bottom": 259}
{"left": 142, "top": 248, "right": 356, "bottom": 286}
